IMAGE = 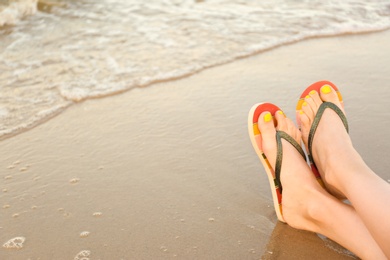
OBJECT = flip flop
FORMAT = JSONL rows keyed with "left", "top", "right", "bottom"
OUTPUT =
{"left": 248, "top": 103, "right": 306, "bottom": 223}
{"left": 296, "top": 81, "right": 349, "bottom": 187}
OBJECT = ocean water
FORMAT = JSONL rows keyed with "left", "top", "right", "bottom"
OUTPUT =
{"left": 1, "top": 0, "right": 390, "bottom": 139}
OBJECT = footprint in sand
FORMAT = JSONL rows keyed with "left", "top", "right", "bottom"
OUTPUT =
{"left": 74, "top": 250, "right": 91, "bottom": 260}
{"left": 2, "top": 237, "right": 26, "bottom": 249}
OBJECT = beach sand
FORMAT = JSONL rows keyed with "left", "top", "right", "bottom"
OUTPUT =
{"left": 1, "top": 30, "right": 390, "bottom": 259}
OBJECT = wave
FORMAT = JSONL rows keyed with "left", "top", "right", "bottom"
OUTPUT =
{"left": 0, "top": 0, "right": 37, "bottom": 27}
{"left": 1, "top": 0, "right": 390, "bottom": 140}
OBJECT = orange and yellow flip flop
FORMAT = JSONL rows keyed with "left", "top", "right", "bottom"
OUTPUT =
{"left": 248, "top": 103, "right": 306, "bottom": 223}
{"left": 296, "top": 80, "right": 348, "bottom": 187}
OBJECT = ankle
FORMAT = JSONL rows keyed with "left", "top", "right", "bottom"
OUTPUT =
{"left": 322, "top": 147, "right": 367, "bottom": 194}
{"left": 285, "top": 187, "right": 326, "bottom": 232}
{"left": 305, "top": 189, "right": 328, "bottom": 222}
{"left": 304, "top": 190, "right": 343, "bottom": 233}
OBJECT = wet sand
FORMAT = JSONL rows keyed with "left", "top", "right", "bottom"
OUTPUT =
{"left": 1, "top": 31, "right": 390, "bottom": 259}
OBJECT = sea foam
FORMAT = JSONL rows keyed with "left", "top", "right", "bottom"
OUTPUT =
{"left": 0, "top": 0, "right": 37, "bottom": 27}
{"left": 1, "top": 0, "right": 390, "bottom": 139}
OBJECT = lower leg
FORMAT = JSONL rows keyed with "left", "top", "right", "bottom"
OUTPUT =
{"left": 299, "top": 85, "right": 390, "bottom": 257}
{"left": 297, "top": 188, "right": 386, "bottom": 260}
{"left": 325, "top": 150, "right": 390, "bottom": 258}
{"left": 280, "top": 154, "right": 386, "bottom": 259}
{"left": 257, "top": 109, "right": 386, "bottom": 259}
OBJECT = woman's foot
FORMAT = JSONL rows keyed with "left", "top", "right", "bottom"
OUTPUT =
{"left": 258, "top": 107, "right": 388, "bottom": 259}
{"left": 298, "top": 85, "right": 361, "bottom": 199}
{"left": 297, "top": 85, "right": 390, "bottom": 258}
{"left": 257, "top": 110, "right": 325, "bottom": 231}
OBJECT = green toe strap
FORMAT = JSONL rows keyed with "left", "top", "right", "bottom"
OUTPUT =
{"left": 308, "top": 101, "right": 349, "bottom": 160}
{"left": 275, "top": 131, "right": 306, "bottom": 193}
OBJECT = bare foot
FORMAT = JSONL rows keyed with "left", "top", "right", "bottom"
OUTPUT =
{"left": 298, "top": 84, "right": 358, "bottom": 199}
{"left": 257, "top": 110, "right": 324, "bottom": 230}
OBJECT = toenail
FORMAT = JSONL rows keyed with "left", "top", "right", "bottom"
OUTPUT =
{"left": 299, "top": 110, "right": 304, "bottom": 114}
{"left": 278, "top": 110, "right": 287, "bottom": 118}
{"left": 305, "top": 95, "right": 310, "bottom": 99}
{"left": 321, "top": 85, "right": 332, "bottom": 94}
{"left": 302, "top": 101, "right": 307, "bottom": 106}
{"left": 264, "top": 112, "right": 272, "bottom": 122}
{"left": 310, "top": 90, "right": 316, "bottom": 95}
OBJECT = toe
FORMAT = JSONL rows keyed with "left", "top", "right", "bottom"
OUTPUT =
{"left": 304, "top": 94, "right": 316, "bottom": 111}
{"left": 275, "top": 110, "right": 287, "bottom": 131}
{"left": 258, "top": 111, "right": 277, "bottom": 142}
{"left": 308, "top": 90, "right": 322, "bottom": 110}
{"left": 258, "top": 111, "right": 277, "bottom": 162}
{"left": 258, "top": 111, "right": 276, "bottom": 132}
{"left": 298, "top": 110, "right": 310, "bottom": 146}
{"left": 302, "top": 101, "right": 314, "bottom": 119}
{"left": 319, "top": 84, "right": 345, "bottom": 112}
{"left": 286, "top": 117, "right": 302, "bottom": 144}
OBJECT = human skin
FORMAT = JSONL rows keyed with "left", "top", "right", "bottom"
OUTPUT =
{"left": 298, "top": 85, "right": 390, "bottom": 258}
{"left": 257, "top": 104, "right": 386, "bottom": 259}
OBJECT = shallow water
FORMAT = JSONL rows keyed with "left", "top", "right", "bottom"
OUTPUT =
{"left": 1, "top": 0, "right": 390, "bottom": 139}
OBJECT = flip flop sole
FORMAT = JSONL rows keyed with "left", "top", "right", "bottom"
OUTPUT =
{"left": 248, "top": 103, "right": 285, "bottom": 223}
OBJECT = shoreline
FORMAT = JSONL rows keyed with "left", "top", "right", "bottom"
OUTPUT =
{"left": 1, "top": 29, "right": 390, "bottom": 142}
{"left": 1, "top": 31, "right": 390, "bottom": 259}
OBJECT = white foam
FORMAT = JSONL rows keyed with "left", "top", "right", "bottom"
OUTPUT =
{"left": 0, "top": 0, "right": 37, "bottom": 27}
{"left": 0, "top": 107, "right": 9, "bottom": 118}
{"left": 1, "top": 0, "right": 390, "bottom": 139}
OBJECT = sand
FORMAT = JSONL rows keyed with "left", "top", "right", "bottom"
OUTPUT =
{"left": 1, "top": 30, "right": 390, "bottom": 259}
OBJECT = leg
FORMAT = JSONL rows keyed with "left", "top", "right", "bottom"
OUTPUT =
{"left": 257, "top": 110, "right": 386, "bottom": 259}
{"left": 299, "top": 85, "right": 390, "bottom": 257}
